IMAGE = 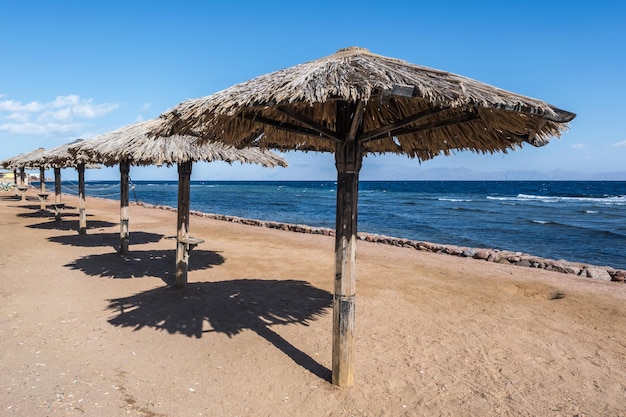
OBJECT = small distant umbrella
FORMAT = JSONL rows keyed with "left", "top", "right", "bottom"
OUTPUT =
{"left": 70, "top": 118, "right": 287, "bottom": 287}
{"left": 36, "top": 139, "right": 94, "bottom": 206}
{"left": 9, "top": 141, "right": 100, "bottom": 227}
{"left": 1, "top": 147, "right": 46, "bottom": 171}
{"left": 2, "top": 148, "right": 47, "bottom": 201}
{"left": 0, "top": 156, "right": 19, "bottom": 192}
{"left": 34, "top": 139, "right": 101, "bottom": 222}
{"left": 154, "top": 46, "right": 576, "bottom": 386}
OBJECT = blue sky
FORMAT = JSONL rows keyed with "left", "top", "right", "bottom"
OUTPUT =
{"left": 1, "top": 1, "right": 625, "bottom": 181}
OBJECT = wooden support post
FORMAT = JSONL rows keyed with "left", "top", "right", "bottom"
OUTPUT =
{"left": 54, "top": 167, "right": 62, "bottom": 204}
{"left": 119, "top": 160, "right": 130, "bottom": 254}
{"left": 77, "top": 163, "right": 86, "bottom": 235}
{"left": 175, "top": 161, "right": 192, "bottom": 288}
{"left": 39, "top": 167, "right": 45, "bottom": 193}
{"left": 39, "top": 166, "right": 46, "bottom": 210}
{"left": 332, "top": 101, "right": 362, "bottom": 387}
{"left": 19, "top": 167, "right": 26, "bottom": 200}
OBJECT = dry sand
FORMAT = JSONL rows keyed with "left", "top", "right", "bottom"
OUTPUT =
{"left": 1, "top": 188, "right": 625, "bottom": 417}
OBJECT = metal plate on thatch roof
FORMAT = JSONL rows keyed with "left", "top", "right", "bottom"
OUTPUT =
{"left": 70, "top": 119, "right": 287, "bottom": 168}
{"left": 155, "top": 46, "right": 575, "bottom": 160}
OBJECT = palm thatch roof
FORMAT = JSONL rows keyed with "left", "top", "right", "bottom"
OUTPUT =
{"left": 0, "top": 141, "right": 99, "bottom": 170}
{"left": 1, "top": 148, "right": 47, "bottom": 170}
{"left": 70, "top": 118, "right": 287, "bottom": 168}
{"left": 37, "top": 139, "right": 98, "bottom": 169}
{"left": 0, "top": 157, "right": 13, "bottom": 170}
{"left": 154, "top": 46, "right": 575, "bottom": 160}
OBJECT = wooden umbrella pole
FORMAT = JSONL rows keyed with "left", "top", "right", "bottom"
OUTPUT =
{"left": 119, "top": 160, "right": 130, "bottom": 254}
{"left": 19, "top": 167, "right": 26, "bottom": 200}
{"left": 39, "top": 166, "right": 46, "bottom": 210}
{"left": 39, "top": 167, "right": 45, "bottom": 193}
{"left": 54, "top": 167, "right": 61, "bottom": 204}
{"left": 332, "top": 101, "right": 362, "bottom": 387}
{"left": 175, "top": 160, "right": 192, "bottom": 288}
{"left": 78, "top": 163, "right": 87, "bottom": 235}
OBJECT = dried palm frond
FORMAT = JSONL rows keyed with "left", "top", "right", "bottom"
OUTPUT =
{"left": 155, "top": 46, "right": 574, "bottom": 160}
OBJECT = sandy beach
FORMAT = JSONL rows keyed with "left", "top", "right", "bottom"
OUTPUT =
{"left": 1, "top": 188, "right": 625, "bottom": 417}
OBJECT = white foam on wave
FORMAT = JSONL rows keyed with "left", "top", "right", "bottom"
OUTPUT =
{"left": 487, "top": 194, "right": 626, "bottom": 205}
{"left": 438, "top": 198, "right": 473, "bottom": 202}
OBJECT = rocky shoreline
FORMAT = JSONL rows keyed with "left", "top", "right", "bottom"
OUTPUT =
{"left": 138, "top": 202, "right": 626, "bottom": 283}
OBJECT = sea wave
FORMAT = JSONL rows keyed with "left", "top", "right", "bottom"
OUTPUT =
{"left": 438, "top": 198, "right": 473, "bottom": 202}
{"left": 527, "top": 218, "right": 626, "bottom": 238}
{"left": 487, "top": 194, "right": 626, "bottom": 205}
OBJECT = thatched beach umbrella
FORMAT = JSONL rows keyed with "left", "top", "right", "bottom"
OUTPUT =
{"left": 38, "top": 139, "right": 87, "bottom": 202}
{"left": 7, "top": 141, "right": 98, "bottom": 225}
{"left": 0, "top": 155, "right": 21, "bottom": 197}
{"left": 35, "top": 139, "right": 101, "bottom": 226}
{"left": 70, "top": 118, "right": 287, "bottom": 287}
{"left": 0, "top": 156, "right": 19, "bottom": 194}
{"left": 154, "top": 46, "right": 576, "bottom": 386}
{"left": 2, "top": 147, "right": 47, "bottom": 201}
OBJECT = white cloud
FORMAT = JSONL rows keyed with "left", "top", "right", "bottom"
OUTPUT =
{"left": 72, "top": 100, "right": 119, "bottom": 119}
{"left": 1, "top": 121, "right": 82, "bottom": 135}
{"left": 571, "top": 144, "right": 586, "bottom": 149}
{"left": 39, "top": 107, "right": 73, "bottom": 122}
{"left": 613, "top": 140, "right": 626, "bottom": 147}
{"left": 7, "top": 112, "right": 29, "bottom": 122}
{"left": 0, "top": 99, "right": 43, "bottom": 112}
{"left": 51, "top": 95, "right": 81, "bottom": 107}
{"left": 0, "top": 94, "right": 119, "bottom": 136}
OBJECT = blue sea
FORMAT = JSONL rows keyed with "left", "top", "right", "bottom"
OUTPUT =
{"left": 57, "top": 180, "right": 626, "bottom": 270}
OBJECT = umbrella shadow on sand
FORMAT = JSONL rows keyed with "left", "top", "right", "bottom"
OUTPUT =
{"left": 16, "top": 203, "right": 77, "bottom": 210}
{"left": 17, "top": 203, "right": 71, "bottom": 210}
{"left": 64, "top": 249, "right": 224, "bottom": 282}
{"left": 0, "top": 195, "right": 20, "bottom": 201}
{"left": 48, "top": 231, "right": 164, "bottom": 249}
{"left": 106, "top": 279, "right": 332, "bottom": 381}
{"left": 16, "top": 210, "right": 60, "bottom": 219}
{"left": 26, "top": 218, "right": 116, "bottom": 231}
{"left": 16, "top": 207, "right": 77, "bottom": 219}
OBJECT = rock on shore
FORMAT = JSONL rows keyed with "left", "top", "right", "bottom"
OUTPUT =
{"left": 138, "top": 202, "right": 625, "bottom": 283}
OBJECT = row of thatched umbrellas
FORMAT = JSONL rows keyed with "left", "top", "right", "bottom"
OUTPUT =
{"left": 1, "top": 47, "right": 575, "bottom": 386}
{"left": 0, "top": 120, "right": 287, "bottom": 287}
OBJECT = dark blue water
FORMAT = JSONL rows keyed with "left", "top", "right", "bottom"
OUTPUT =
{"left": 57, "top": 180, "right": 626, "bottom": 270}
